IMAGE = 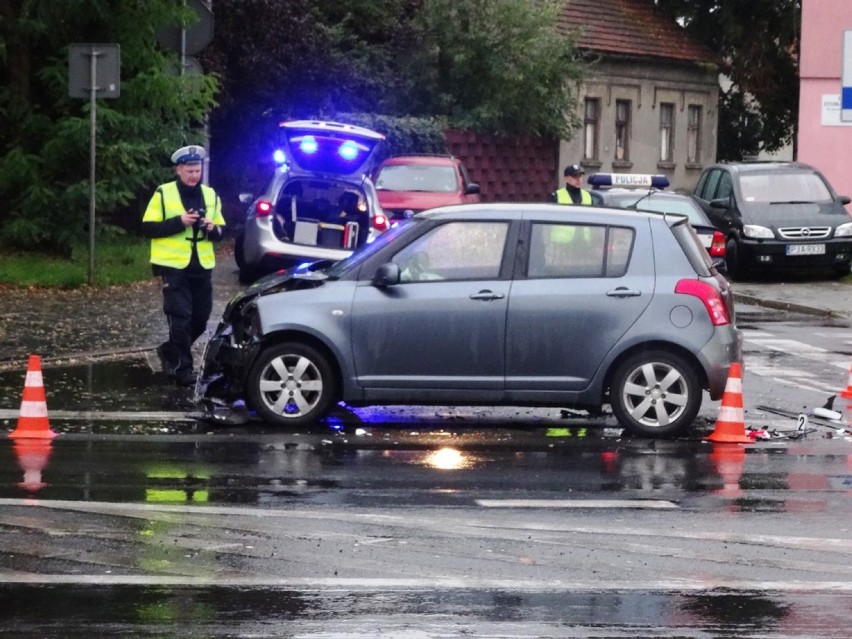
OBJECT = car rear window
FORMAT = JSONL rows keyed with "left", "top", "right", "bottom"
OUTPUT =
{"left": 670, "top": 218, "right": 713, "bottom": 276}
{"left": 740, "top": 171, "right": 832, "bottom": 203}
{"left": 612, "top": 195, "right": 706, "bottom": 226}
{"left": 375, "top": 165, "right": 459, "bottom": 193}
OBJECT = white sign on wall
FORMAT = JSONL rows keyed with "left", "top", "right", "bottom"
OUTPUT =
{"left": 822, "top": 94, "right": 852, "bottom": 126}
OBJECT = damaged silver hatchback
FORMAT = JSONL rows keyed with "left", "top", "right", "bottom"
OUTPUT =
{"left": 197, "top": 203, "right": 742, "bottom": 438}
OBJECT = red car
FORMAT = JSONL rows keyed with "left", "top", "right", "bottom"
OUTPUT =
{"left": 372, "top": 154, "right": 481, "bottom": 220}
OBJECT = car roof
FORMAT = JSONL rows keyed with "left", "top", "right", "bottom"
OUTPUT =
{"left": 600, "top": 191, "right": 712, "bottom": 224}
{"left": 415, "top": 202, "right": 671, "bottom": 225}
{"left": 379, "top": 155, "right": 460, "bottom": 167}
{"left": 707, "top": 161, "right": 818, "bottom": 175}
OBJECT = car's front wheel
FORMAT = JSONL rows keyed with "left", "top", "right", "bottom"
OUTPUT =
{"left": 725, "top": 237, "right": 746, "bottom": 281}
{"left": 246, "top": 342, "right": 336, "bottom": 428}
{"left": 609, "top": 350, "right": 702, "bottom": 438}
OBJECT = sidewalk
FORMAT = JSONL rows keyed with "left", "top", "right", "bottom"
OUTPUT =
{"left": 733, "top": 277, "right": 852, "bottom": 320}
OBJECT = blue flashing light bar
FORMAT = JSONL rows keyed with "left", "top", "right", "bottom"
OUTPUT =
{"left": 338, "top": 140, "right": 360, "bottom": 160}
{"left": 587, "top": 173, "right": 670, "bottom": 189}
{"left": 293, "top": 135, "right": 318, "bottom": 154}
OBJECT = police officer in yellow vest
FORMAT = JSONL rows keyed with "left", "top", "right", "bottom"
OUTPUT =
{"left": 142, "top": 145, "right": 225, "bottom": 386}
{"left": 551, "top": 164, "right": 592, "bottom": 205}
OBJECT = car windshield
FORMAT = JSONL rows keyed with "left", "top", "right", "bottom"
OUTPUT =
{"left": 613, "top": 195, "right": 706, "bottom": 226}
{"left": 324, "top": 218, "right": 416, "bottom": 279}
{"left": 739, "top": 171, "right": 832, "bottom": 203}
{"left": 375, "top": 165, "right": 459, "bottom": 193}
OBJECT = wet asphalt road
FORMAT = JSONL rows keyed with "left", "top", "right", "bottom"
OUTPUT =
{"left": 2, "top": 248, "right": 852, "bottom": 636}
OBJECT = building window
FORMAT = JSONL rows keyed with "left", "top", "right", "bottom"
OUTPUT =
{"left": 615, "top": 100, "right": 631, "bottom": 161}
{"left": 583, "top": 98, "right": 600, "bottom": 160}
{"left": 687, "top": 105, "right": 702, "bottom": 163}
{"left": 659, "top": 103, "right": 674, "bottom": 162}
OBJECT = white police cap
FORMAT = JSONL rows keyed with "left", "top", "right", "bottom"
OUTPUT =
{"left": 171, "top": 145, "right": 206, "bottom": 165}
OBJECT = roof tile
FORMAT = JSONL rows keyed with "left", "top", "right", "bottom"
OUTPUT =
{"left": 557, "top": 0, "right": 718, "bottom": 65}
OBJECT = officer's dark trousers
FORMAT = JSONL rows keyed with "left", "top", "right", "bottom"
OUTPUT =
{"left": 159, "top": 268, "right": 212, "bottom": 377}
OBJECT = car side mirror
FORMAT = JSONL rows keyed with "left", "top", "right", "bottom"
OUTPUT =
{"left": 465, "top": 182, "right": 481, "bottom": 195}
{"left": 239, "top": 192, "right": 254, "bottom": 204}
{"left": 709, "top": 197, "right": 730, "bottom": 210}
{"left": 372, "top": 262, "right": 401, "bottom": 287}
{"left": 838, "top": 195, "right": 851, "bottom": 205}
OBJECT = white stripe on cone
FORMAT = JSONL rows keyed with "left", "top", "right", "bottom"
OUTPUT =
{"left": 19, "top": 401, "right": 49, "bottom": 418}
{"left": 717, "top": 406, "right": 744, "bottom": 422}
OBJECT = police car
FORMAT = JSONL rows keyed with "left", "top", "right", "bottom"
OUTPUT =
{"left": 590, "top": 173, "right": 727, "bottom": 274}
{"left": 234, "top": 120, "right": 390, "bottom": 283}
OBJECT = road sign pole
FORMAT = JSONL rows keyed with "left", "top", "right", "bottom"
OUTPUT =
{"left": 69, "top": 43, "right": 119, "bottom": 287}
{"left": 88, "top": 48, "right": 100, "bottom": 286}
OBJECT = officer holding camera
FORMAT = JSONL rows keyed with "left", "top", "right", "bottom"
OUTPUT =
{"left": 142, "top": 145, "right": 225, "bottom": 386}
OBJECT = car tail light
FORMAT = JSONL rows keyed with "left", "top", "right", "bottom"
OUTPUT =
{"left": 372, "top": 213, "right": 389, "bottom": 232}
{"left": 675, "top": 279, "right": 731, "bottom": 326}
{"left": 254, "top": 200, "right": 273, "bottom": 217}
{"left": 709, "top": 231, "right": 726, "bottom": 257}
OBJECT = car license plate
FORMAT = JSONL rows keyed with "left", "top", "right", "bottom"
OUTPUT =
{"left": 786, "top": 243, "right": 825, "bottom": 256}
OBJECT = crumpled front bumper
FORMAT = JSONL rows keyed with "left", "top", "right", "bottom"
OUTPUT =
{"left": 193, "top": 322, "right": 255, "bottom": 409}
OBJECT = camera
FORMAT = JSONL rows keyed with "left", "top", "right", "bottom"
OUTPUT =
{"left": 192, "top": 207, "right": 207, "bottom": 232}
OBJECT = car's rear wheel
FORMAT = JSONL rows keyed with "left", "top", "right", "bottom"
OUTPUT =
{"left": 610, "top": 350, "right": 701, "bottom": 438}
{"left": 246, "top": 342, "right": 336, "bottom": 428}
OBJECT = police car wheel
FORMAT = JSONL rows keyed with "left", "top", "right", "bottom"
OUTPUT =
{"left": 246, "top": 342, "right": 336, "bottom": 428}
{"left": 610, "top": 350, "right": 700, "bottom": 438}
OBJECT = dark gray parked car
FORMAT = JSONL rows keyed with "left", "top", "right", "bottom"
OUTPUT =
{"left": 693, "top": 161, "right": 852, "bottom": 279}
{"left": 197, "top": 203, "right": 742, "bottom": 438}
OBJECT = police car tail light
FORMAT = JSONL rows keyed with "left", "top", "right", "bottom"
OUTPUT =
{"left": 254, "top": 200, "right": 273, "bottom": 217}
{"left": 709, "top": 231, "right": 726, "bottom": 257}
{"left": 372, "top": 212, "right": 389, "bottom": 232}
{"left": 675, "top": 279, "right": 730, "bottom": 326}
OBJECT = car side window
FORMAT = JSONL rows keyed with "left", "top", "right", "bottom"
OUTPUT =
{"left": 715, "top": 171, "right": 733, "bottom": 201}
{"left": 528, "top": 223, "right": 631, "bottom": 278}
{"left": 394, "top": 221, "right": 509, "bottom": 282}
{"left": 703, "top": 169, "right": 722, "bottom": 200}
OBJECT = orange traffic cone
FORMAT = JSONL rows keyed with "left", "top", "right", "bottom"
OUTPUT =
{"left": 9, "top": 355, "right": 57, "bottom": 440}
{"left": 709, "top": 442, "right": 746, "bottom": 498}
{"left": 705, "top": 362, "right": 753, "bottom": 443}
{"left": 839, "top": 361, "right": 852, "bottom": 399}
{"left": 13, "top": 440, "right": 53, "bottom": 492}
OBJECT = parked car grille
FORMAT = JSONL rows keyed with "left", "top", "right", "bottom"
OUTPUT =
{"left": 778, "top": 226, "right": 831, "bottom": 240}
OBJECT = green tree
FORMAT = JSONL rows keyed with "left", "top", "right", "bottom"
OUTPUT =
{"left": 405, "top": 0, "right": 582, "bottom": 137}
{"left": 203, "top": 0, "right": 582, "bottom": 202}
{"left": 0, "top": 0, "right": 217, "bottom": 255}
{"left": 655, "top": 0, "right": 801, "bottom": 160}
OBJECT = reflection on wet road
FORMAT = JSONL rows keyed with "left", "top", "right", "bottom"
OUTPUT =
{"left": 1, "top": 346, "right": 851, "bottom": 636}
{"left": 2, "top": 585, "right": 849, "bottom": 637}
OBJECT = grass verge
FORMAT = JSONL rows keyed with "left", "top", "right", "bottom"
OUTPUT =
{"left": 0, "top": 237, "right": 152, "bottom": 288}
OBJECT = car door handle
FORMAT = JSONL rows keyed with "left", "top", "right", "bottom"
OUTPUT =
{"left": 469, "top": 290, "right": 505, "bottom": 301}
{"left": 606, "top": 287, "right": 642, "bottom": 298}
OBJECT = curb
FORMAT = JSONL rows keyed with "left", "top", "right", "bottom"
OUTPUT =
{"left": 733, "top": 293, "right": 838, "bottom": 318}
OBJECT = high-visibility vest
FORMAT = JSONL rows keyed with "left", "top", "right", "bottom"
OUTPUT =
{"left": 555, "top": 187, "right": 592, "bottom": 205}
{"left": 143, "top": 182, "right": 224, "bottom": 269}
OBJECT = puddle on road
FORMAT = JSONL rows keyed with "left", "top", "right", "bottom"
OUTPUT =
{"left": 0, "top": 432, "right": 849, "bottom": 511}
{"left": 0, "top": 584, "right": 847, "bottom": 637}
{"left": 0, "top": 358, "right": 192, "bottom": 413}
{"left": 0, "top": 358, "right": 850, "bottom": 509}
